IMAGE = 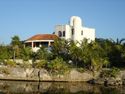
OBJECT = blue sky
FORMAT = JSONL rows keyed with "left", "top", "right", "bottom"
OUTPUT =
{"left": 0, "top": 0, "right": 125, "bottom": 44}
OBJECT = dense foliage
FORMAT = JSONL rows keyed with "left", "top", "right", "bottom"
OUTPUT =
{"left": 0, "top": 35, "right": 125, "bottom": 74}
{"left": 100, "top": 67, "right": 120, "bottom": 78}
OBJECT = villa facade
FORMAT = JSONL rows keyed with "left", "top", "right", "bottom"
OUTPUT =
{"left": 55, "top": 16, "right": 95, "bottom": 44}
{"left": 25, "top": 16, "right": 95, "bottom": 52}
{"left": 25, "top": 34, "right": 58, "bottom": 52}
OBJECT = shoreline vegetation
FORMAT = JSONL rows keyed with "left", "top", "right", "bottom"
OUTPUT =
{"left": 0, "top": 35, "right": 125, "bottom": 86}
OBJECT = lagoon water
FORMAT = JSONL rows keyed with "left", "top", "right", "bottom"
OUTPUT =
{"left": 0, "top": 81, "right": 125, "bottom": 94}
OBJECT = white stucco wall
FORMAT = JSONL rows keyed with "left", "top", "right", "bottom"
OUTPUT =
{"left": 55, "top": 25, "right": 72, "bottom": 40}
{"left": 82, "top": 27, "right": 95, "bottom": 42}
{"left": 55, "top": 25, "right": 65, "bottom": 38}
{"left": 55, "top": 16, "right": 95, "bottom": 43}
{"left": 65, "top": 25, "right": 72, "bottom": 40}
{"left": 70, "top": 16, "right": 82, "bottom": 27}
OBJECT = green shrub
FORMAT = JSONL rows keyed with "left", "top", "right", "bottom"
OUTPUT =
{"left": 20, "top": 61, "right": 32, "bottom": 69}
{"left": 77, "top": 68, "right": 85, "bottom": 73}
{"left": 100, "top": 67, "right": 120, "bottom": 78}
{"left": 35, "top": 59, "right": 48, "bottom": 68}
{"left": 110, "top": 67, "right": 120, "bottom": 77}
{"left": 6, "top": 60, "right": 16, "bottom": 67}
{"left": 47, "top": 57, "right": 70, "bottom": 74}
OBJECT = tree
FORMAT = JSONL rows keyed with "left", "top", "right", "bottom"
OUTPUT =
{"left": 109, "top": 43, "right": 125, "bottom": 67}
{"left": 37, "top": 46, "right": 50, "bottom": 60}
{"left": 21, "top": 47, "right": 32, "bottom": 61}
{"left": 0, "top": 45, "right": 9, "bottom": 62}
{"left": 69, "top": 40, "right": 81, "bottom": 67}
{"left": 96, "top": 38, "right": 125, "bottom": 68}
{"left": 116, "top": 38, "right": 125, "bottom": 45}
{"left": 47, "top": 57, "right": 69, "bottom": 74}
{"left": 11, "top": 35, "right": 21, "bottom": 46}
{"left": 120, "top": 38, "right": 125, "bottom": 44}
{"left": 52, "top": 38, "right": 70, "bottom": 60}
{"left": 75, "top": 39, "right": 110, "bottom": 71}
{"left": 11, "top": 35, "right": 21, "bottom": 61}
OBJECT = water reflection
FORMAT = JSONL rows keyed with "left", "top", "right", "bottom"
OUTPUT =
{"left": 0, "top": 81, "right": 125, "bottom": 94}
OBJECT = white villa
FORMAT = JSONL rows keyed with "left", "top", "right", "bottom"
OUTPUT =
{"left": 25, "top": 16, "right": 95, "bottom": 52}
{"left": 55, "top": 16, "right": 95, "bottom": 44}
{"left": 25, "top": 34, "right": 58, "bottom": 52}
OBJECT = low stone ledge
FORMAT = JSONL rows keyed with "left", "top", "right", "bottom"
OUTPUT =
{"left": 5, "top": 67, "right": 125, "bottom": 85}
{"left": 0, "top": 68, "right": 95, "bottom": 82}
{"left": 0, "top": 77, "right": 39, "bottom": 82}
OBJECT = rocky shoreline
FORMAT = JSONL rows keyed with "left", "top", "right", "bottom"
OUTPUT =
{"left": 0, "top": 66, "right": 93, "bottom": 82}
{"left": 1, "top": 66, "right": 125, "bottom": 86}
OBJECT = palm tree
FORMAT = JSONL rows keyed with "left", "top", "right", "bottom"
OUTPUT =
{"left": 79, "top": 39, "right": 110, "bottom": 71}
{"left": 119, "top": 38, "right": 125, "bottom": 44}
{"left": 21, "top": 47, "right": 32, "bottom": 61}
{"left": 69, "top": 40, "right": 81, "bottom": 67}
{"left": 0, "top": 45, "right": 10, "bottom": 62}
{"left": 11, "top": 35, "right": 21, "bottom": 61}
{"left": 37, "top": 46, "right": 49, "bottom": 60}
{"left": 52, "top": 38, "right": 70, "bottom": 59}
{"left": 51, "top": 38, "right": 62, "bottom": 56}
{"left": 113, "top": 38, "right": 125, "bottom": 45}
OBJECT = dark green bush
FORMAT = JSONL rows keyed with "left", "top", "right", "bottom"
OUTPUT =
{"left": 47, "top": 57, "right": 70, "bottom": 74}
{"left": 77, "top": 68, "right": 85, "bottom": 73}
{"left": 6, "top": 60, "right": 16, "bottom": 67}
{"left": 100, "top": 67, "right": 120, "bottom": 78}
{"left": 35, "top": 59, "right": 48, "bottom": 68}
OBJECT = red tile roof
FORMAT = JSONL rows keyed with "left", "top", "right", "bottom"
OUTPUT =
{"left": 26, "top": 34, "right": 58, "bottom": 41}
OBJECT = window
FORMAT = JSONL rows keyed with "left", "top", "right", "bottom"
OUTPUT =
{"left": 72, "top": 28, "right": 74, "bottom": 35}
{"left": 81, "top": 30, "right": 83, "bottom": 35}
{"left": 58, "top": 31, "right": 62, "bottom": 37}
{"left": 63, "top": 31, "right": 65, "bottom": 37}
{"left": 52, "top": 32, "right": 55, "bottom": 34}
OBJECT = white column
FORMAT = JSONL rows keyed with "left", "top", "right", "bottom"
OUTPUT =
{"left": 31, "top": 41, "right": 34, "bottom": 48}
{"left": 48, "top": 41, "right": 51, "bottom": 47}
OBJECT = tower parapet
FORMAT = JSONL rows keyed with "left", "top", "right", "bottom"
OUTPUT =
{"left": 55, "top": 16, "right": 95, "bottom": 44}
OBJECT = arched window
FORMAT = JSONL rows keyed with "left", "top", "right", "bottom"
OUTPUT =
{"left": 72, "top": 28, "right": 74, "bottom": 35}
{"left": 52, "top": 32, "right": 55, "bottom": 34}
{"left": 63, "top": 31, "right": 65, "bottom": 37}
{"left": 81, "top": 30, "right": 83, "bottom": 35}
{"left": 58, "top": 31, "right": 62, "bottom": 37}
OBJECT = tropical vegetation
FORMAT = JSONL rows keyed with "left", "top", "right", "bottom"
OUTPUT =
{"left": 0, "top": 35, "right": 125, "bottom": 74}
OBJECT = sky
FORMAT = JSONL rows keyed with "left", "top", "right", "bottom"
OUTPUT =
{"left": 0, "top": 0, "right": 125, "bottom": 44}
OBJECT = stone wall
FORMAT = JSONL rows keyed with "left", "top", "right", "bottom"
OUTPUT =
{"left": 1, "top": 66, "right": 125, "bottom": 86}
{"left": 0, "top": 66, "right": 94, "bottom": 82}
